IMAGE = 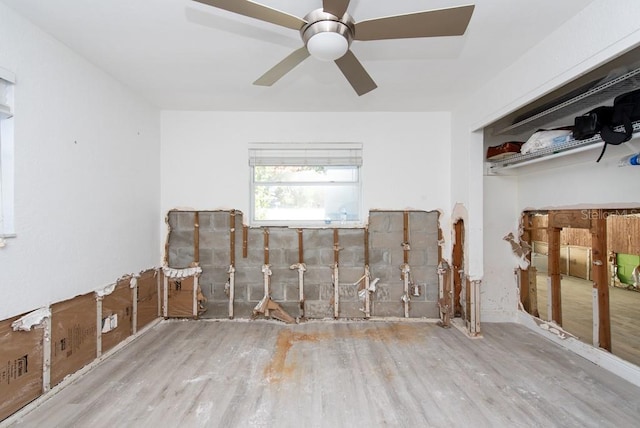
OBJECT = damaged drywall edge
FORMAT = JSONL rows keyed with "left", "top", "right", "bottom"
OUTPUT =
{"left": 517, "top": 309, "right": 574, "bottom": 340}
{"left": 534, "top": 318, "right": 574, "bottom": 340}
{"left": 11, "top": 307, "right": 51, "bottom": 331}
{"left": 1, "top": 317, "right": 164, "bottom": 427}
{"left": 450, "top": 202, "right": 468, "bottom": 269}
{"left": 163, "top": 212, "right": 171, "bottom": 266}
{"left": 95, "top": 283, "right": 117, "bottom": 297}
{"left": 516, "top": 310, "right": 640, "bottom": 389}
{"left": 433, "top": 208, "right": 448, "bottom": 263}
{"left": 503, "top": 231, "right": 532, "bottom": 270}
{"left": 162, "top": 265, "right": 202, "bottom": 278}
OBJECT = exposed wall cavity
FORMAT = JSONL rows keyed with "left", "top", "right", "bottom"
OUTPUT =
{"left": 166, "top": 209, "right": 442, "bottom": 319}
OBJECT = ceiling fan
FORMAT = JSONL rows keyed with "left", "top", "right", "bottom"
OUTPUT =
{"left": 193, "top": 0, "right": 475, "bottom": 96}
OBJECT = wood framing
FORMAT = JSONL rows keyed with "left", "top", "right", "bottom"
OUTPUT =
{"left": 529, "top": 208, "right": 616, "bottom": 352}
{"left": 591, "top": 209, "right": 611, "bottom": 351}
{"left": 333, "top": 229, "right": 340, "bottom": 319}
{"left": 452, "top": 220, "right": 464, "bottom": 317}
{"left": 437, "top": 261, "right": 452, "bottom": 328}
{"left": 549, "top": 210, "right": 592, "bottom": 229}
{"left": 193, "top": 212, "right": 200, "bottom": 265}
{"left": 548, "top": 226, "right": 562, "bottom": 325}
{"left": 519, "top": 214, "right": 532, "bottom": 314}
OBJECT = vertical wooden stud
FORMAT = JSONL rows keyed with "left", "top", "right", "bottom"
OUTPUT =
{"left": 242, "top": 225, "right": 248, "bottom": 258}
{"left": 42, "top": 317, "right": 52, "bottom": 393}
{"left": 333, "top": 229, "right": 340, "bottom": 319}
{"left": 548, "top": 225, "right": 562, "bottom": 325}
{"left": 193, "top": 212, "right": 200, "bottom": 265}
{"left": 230, "top": 211, "right": 236, "bottom": 266}
{"left": 520, "top": 213, "right": 532, "bottom": 313}
{"left": 453, "top": 220, "right": 464, "bottom": 317}
{"left": 591, "top": 210, "right": 611, "bottom": 351}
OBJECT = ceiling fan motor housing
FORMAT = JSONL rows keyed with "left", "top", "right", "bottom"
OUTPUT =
{"left": 301, "top": 9, "right": 355, "bottom": 61}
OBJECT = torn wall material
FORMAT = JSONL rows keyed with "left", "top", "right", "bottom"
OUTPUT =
{"left": 0, "top": 313, "right": 45, "bottom": 422}
{"left": 136, "top": 269, "right": 160, "bottom": 330}
{"left": 99, "top": 277, "right": 134, "bottom": 354}
{"left": 166, "top": 209, "right": 442, "bottom": 320}
{"left": 50, "top": 293, "right": 97, "bottom": 387}
{"left": 163, "top": 266, "right": 204, "bottom": 318}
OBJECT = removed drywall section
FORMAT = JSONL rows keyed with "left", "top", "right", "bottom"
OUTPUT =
{"left": 300, "top": 228, "right": 336, "bottom": 319}
{"left": 0, "top": 313, "right": 44, "bottom": 422}
{"left": 369, "top": 210, "right": 440, "bottom": 318}
{"left": 0, "top": 268, "right": 164, "bottom": 422}
{"left": 50, "top": 293, "right": 97, "bottom": 387}
{"left": 167, "top": 209, "right": 442, "bottom": 320}
{"left": 163, "top": 266, "right": 204, "bottom": 319}
{"left": 99, "top": 277, "right": 133, "bottom": 354}
{"left": 136, "top": 269, "right": 160, "bottom": 330}
{"left": 333, "top": 228, "right": 366, "bottom": 318}
{"left": 166, "top": 211, "right": 196, "bottom": 268}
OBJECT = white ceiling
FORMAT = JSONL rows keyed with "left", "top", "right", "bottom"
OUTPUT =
{"left": 1, "top": 0, "right": 596, "bottom": 112}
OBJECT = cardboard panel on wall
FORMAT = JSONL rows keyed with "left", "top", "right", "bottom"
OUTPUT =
{"left": 137, "top": 269, "right": 159, "bottom": 329}
{"left": 167, "top": 276, "right": 196, "bottom": 318}
{"left": 51, "top": 293, "right": 97, "bottom": 387}
{"left": 0, "top": 315, "right": 44, "bottom": 422}
{"left": 101, "top": 278, "right": 133, "bottom": 353}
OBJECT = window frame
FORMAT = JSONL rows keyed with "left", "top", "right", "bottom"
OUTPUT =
{"left": 249, "top": 143, "right": 363, "bottom": 227}
{"left": 0, "top": 68, "right": 16, "bottom": 241}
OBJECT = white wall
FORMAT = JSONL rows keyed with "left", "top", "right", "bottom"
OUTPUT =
{"left": 161, "top": 111, "right": 451, "bottom": 232}
{"left": 451, "top": 0, "right": 640, "bottom": 321}
{"left": 0, "top": 3, "right": 161, "bottom": 320}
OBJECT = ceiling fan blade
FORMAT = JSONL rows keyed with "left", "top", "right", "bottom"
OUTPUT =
{"left": 322, "top": 0, "right": 351, "bottom": 18}
{"left": 334, "top": 50, "right": 377, "bottom": 96}
{"left": 354, "top": 4, "right": 475, "bottom": 41}
{"left": 192, "top": 0, "right": 307, "bottom": 31}
{"left": 254, "top": 47, "right": 311, "bottom": 86}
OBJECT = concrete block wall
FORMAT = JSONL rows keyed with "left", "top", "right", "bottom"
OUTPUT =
{"left": 166, "top": 209, "right": 440, "bottom": 320}
{"left": 368, "top": 211, "right": 440, "bottom": 318}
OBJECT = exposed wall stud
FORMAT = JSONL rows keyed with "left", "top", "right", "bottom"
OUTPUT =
{"left": 548, "top": 226, "right": 562, "bottom": 325}
{"left": 437, "top": 261, "right": 452, "bottom": 327}
{"left": 228, "top": 211, "right": 236, "bottom": 319}
{"left": 130, "top": 277, "right": 138, "bottom": 335}
{"left": 591, "top": 209, "right": 611, "bottom": 351}
{"left": 193, "top": 212, "right": 200, "bottom": 265}
{"left": 96, "top": 296, "right": 103, "bottom": 357}
{"left": 520, "top": 213, "right": 532, "bottom": 314}
{"left": 242, "top": 225, "right": 248, "bottom": 258}
{"left": 333, "top": 229, "right": 340, "bottom": 318}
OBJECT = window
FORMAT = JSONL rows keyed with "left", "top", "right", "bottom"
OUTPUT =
{"left": 249, "top": 143, "right": 362, "bottom": 226}
{"left": 0, "top": 69, "right": 15, "bottom": 241}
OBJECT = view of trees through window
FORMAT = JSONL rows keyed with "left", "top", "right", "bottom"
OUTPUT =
{"left": 253, "top": 165, "right": 359, "bottom": 223}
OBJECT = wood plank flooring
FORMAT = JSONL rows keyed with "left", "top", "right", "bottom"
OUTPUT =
{"left": 5, "top": 320, "right": 640, "bottom": 428}
{"left": 536, "top": 274, "right": 640, "bottom": 366}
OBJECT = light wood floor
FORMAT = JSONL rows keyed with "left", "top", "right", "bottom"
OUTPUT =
{"left": 536, "top": 274, "right": 640, "bottom": 366}
{"left": 5, "top": 320, "right": 640, "bottom": 427}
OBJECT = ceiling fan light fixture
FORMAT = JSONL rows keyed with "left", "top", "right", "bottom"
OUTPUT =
{"left": 301, "top": 9, "right": 354, "bottom": 62}
{"left": 307, "top": 32, "right": 348, "bottom": 61}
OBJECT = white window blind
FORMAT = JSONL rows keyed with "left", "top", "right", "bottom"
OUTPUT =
{"left": 248, "top": 142, "right": 362, "bottom": 166}
{"left": 249, "top": 142, "right": 363, "bottom": 226}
